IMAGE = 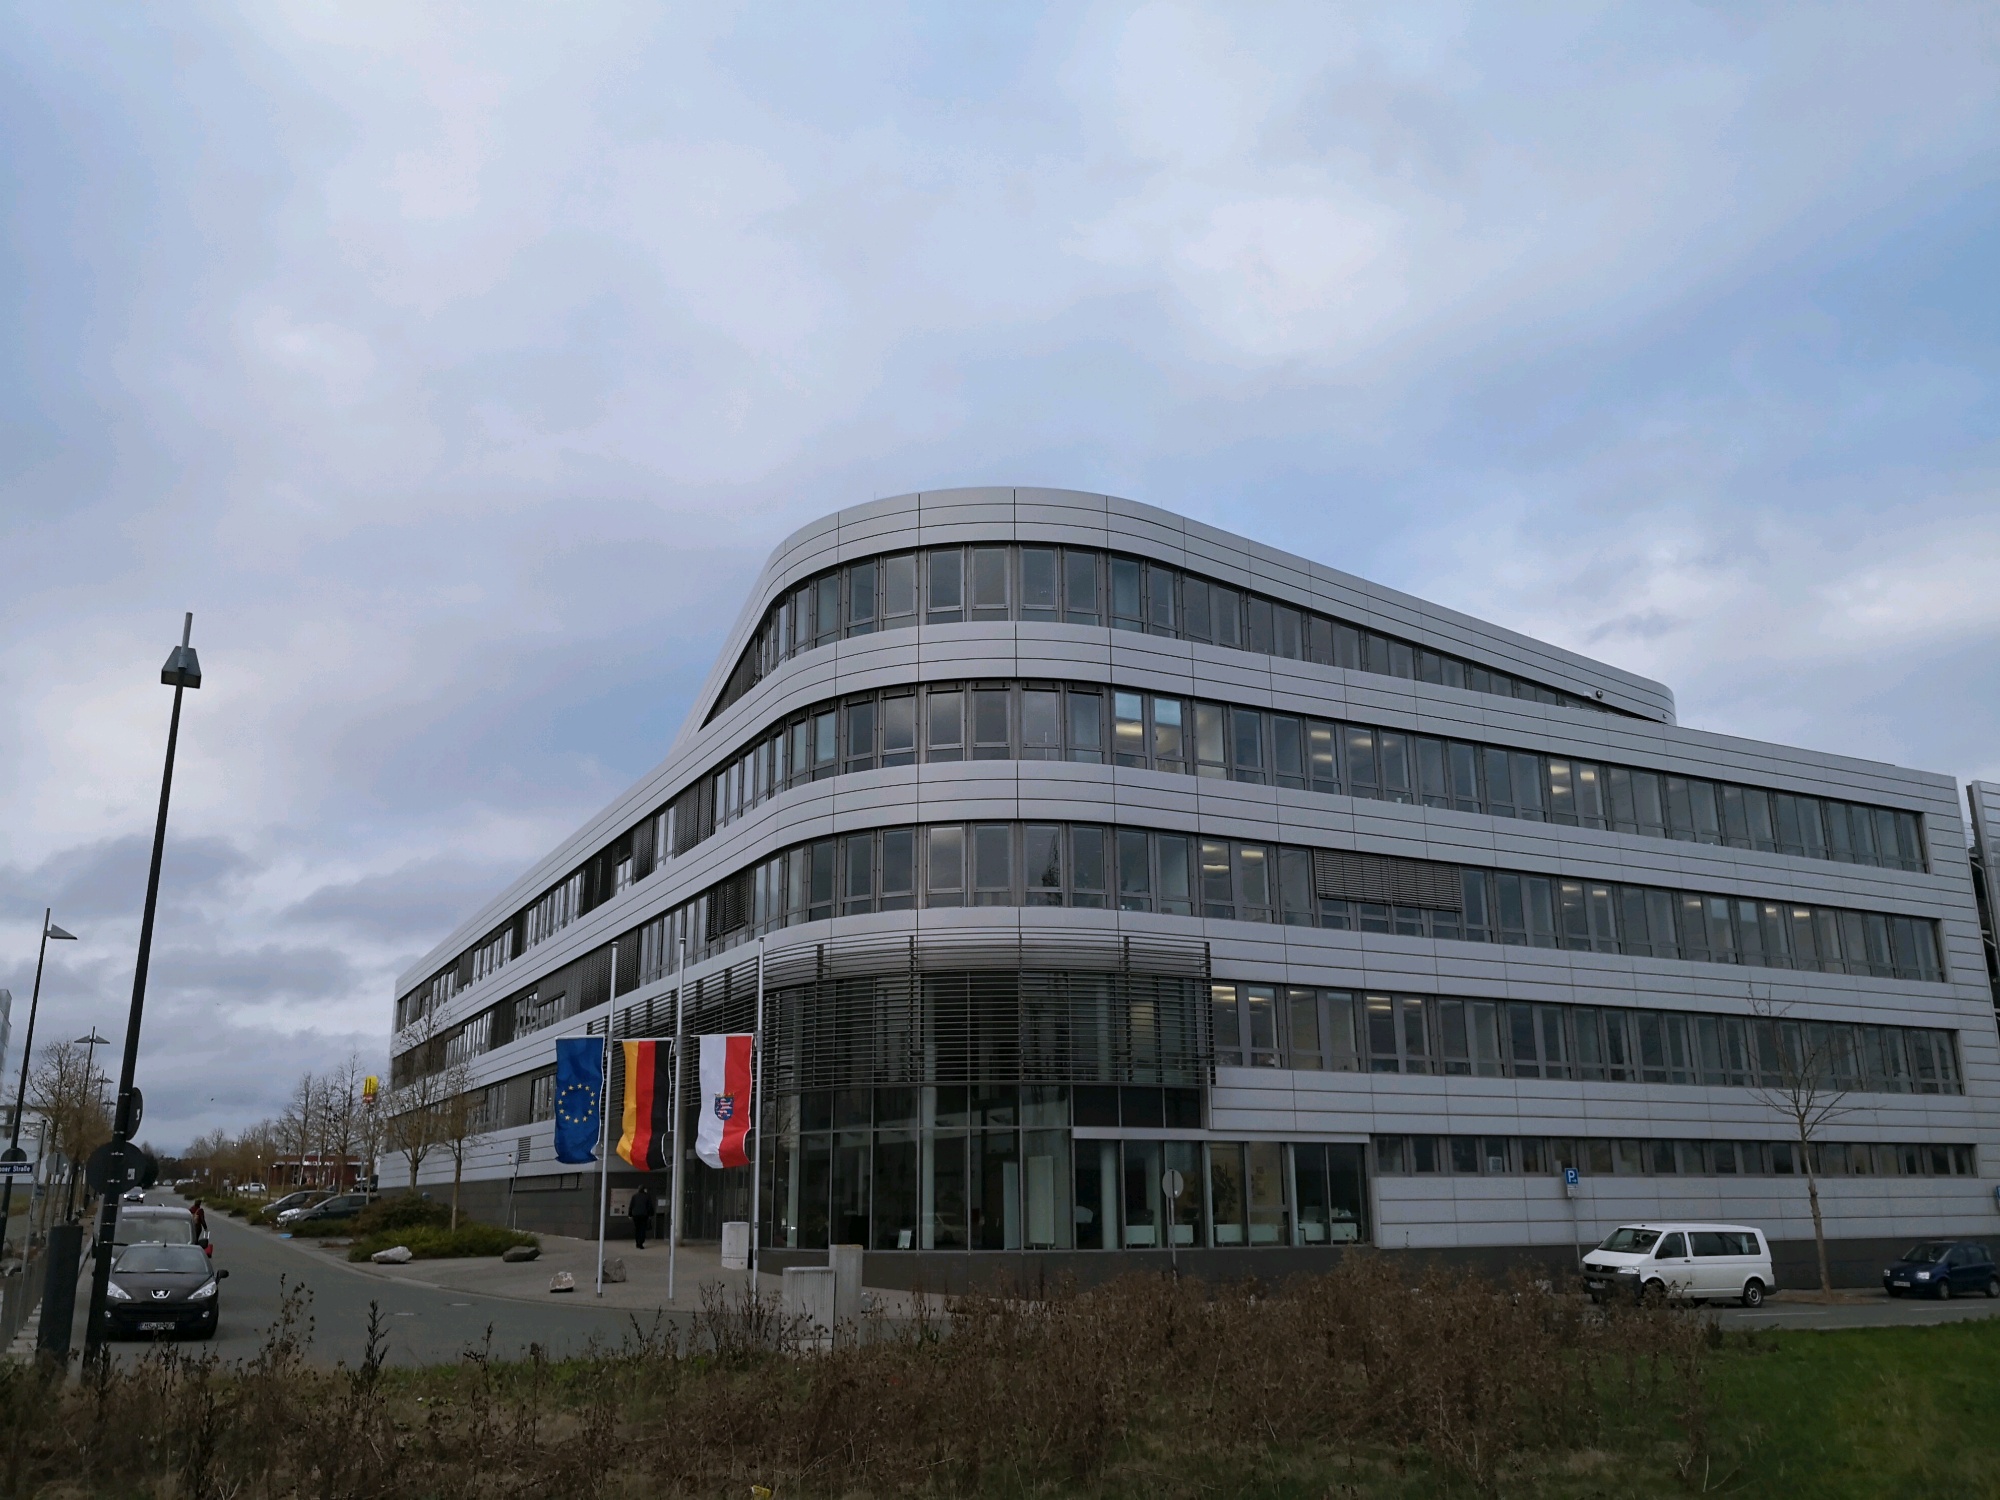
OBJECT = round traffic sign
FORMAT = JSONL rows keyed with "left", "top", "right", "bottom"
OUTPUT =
{"left": 1162, "top": 1169, "right": 1185, "bottom": 1199}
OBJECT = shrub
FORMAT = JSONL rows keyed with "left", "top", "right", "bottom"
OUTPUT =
{"left": 345, "top": 1223, "right": 537, "bottom": 1261}
{"left": 350, "top": 1194, "right": 449, "bottom": 1237}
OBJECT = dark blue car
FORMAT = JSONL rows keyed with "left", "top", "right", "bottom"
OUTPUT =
{"left": 1882, "top": 1241, "right": 1998, "bottom": 1299}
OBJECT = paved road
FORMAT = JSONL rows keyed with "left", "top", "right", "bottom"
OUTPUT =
{"left": 1715, "top": 1291, "right": 2000, "bottom": 1332}
{"left": 71, "top": 1198, "right": 648, "bottom": 1367}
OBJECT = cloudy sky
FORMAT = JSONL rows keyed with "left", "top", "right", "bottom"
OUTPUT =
{"left": 3, "top": 4, "right": 1996, "bottom": 1148}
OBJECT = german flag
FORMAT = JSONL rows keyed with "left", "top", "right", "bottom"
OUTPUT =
{"left": 615, "top": 1039, "right": 675, "bottom": 1171}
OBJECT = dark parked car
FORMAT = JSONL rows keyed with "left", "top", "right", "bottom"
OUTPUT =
{"left": 104, "top": 1244, "right": 228, "bottom": 1340}
{"left": 1883, "top": 1241, "right": 1998, "bottom": 1299}
{"left": 288, "top": 1193, "right": 374, "bottom": 1228}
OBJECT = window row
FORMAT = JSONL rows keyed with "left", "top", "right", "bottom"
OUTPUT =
{"left": 1212, "top": 983, "right": 1962, "bottom": 1094}
{"left": 763, "top": 1115, "right": 1367, "bottom": 1252}
{"left": 630, "top": 823, "right": 1942, "bottom": 985}
{"left": 674, "top": 679, "right": 1926, "bottom": 872}
{"left": 713, "top": 542, "right": 1616, "bottom": 722}
{"left": 1373, "top": 1134, "right": 1978, "bottom": 1180}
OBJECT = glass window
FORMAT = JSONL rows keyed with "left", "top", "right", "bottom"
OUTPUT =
{"left": 1023, "top": 824, "right": 1062, "bottom": 906}
{"left": 1244, "top": 985, "right": 1279, "bottom": 1067}
{"left": 1211, "top": 983, "right": 1243, "bottom": 1066}
{"left": 881, "top": 694, "right": 915, "bottom": 767}
{"left": 1307, "top": 615, "right": 1334, "bottom": 667}
{"left": 1021, "top": 689, "right": 1062, "bottom": 760}
{"left": 1212, "top": 586, "right": 1242, "bottom": 648}
{"left": 1110, "top": 557, "right": 1143, "bottom": 631}
{"left": 1146, "top": 563, "right": 1176, "bottom": 634}
{"left": 1309, "top": 722, "right": 1339, "bottom": 793}
{"left": 1244, "top": 596, "right": 1274, "bottom": 655}
{"left": 927, "top": 549, "right": 962, "bottom": 623}
{"left": 1200, "top": 840, "right": 1234, "bottom": 918}
{"left": 1379, "top": 732, "right": 1412, "bottom": 804}
{"left": 1235, "top": 844, "right": 1273, "bottom": 920}
{"left": 972, "top": 824, "right": 1012, "bottom": 905}
{"left": 1114, "top": 692, "right": 1146, "bottom": 767}
{"left": 1278, "top": 848, "right": 1314, "bottom": 926}
{"left": 1070, "top": 826, "right": 1107, "bottom": 908}
{"left": 1152, "top": 697, "right": 1186, "bottom": 772}
{"left": 847, "top": 559, "right": 876, "bottom": 634}
{"left": 1194, "top": 703, "right": 1227, "bottom": 778}
{"left": 1181, "top": 577, "right": 1211, "bottom": 641}
{"left": 880, "top": 828, "right": 915, "bottom": 911}
{"left": 1287, "top": 988, "right": 1322, "bottom": 1070}
{"left": 1231, "top": 709, "right": 1265, "bottom": 783}
{"left": 842, "top": 834, "right": 874, "bottom": 915}
{"left": 926, "top": 689, "right": 963, "bottom": 762}
{"left": 971, "top": 688, "right": 1011, "bottom": 759}
{"left": 1063, "top": 550, "right": 1099, "bottom": 625}
{"left": 1273, "top": 605, "right": 1302, "bottom": 660}
{"left": 1344, "top": 726, "right": 1378, "bottom": 797}
{"left": 1272, "top": 715, "right": 1305, "bottom": 790}
{"left": 1066, "top": 690, "right": 1102, "bottom": 763}
{"left": 844, "top": 697, "right": 877, "bottom": 772}
{"left": 925, "top": 826, "right": 965, "bottom": 906}
{"left": 1117, "top": 829, "right": 1152, "bottom": 912}
{"left": 815, "top": 574, "right": 842, "bottom": 645}
{"left": 1019, "top": 548, "right": 1058, "bottom": 621}
{"left": 882, "top": 553, "right": 917, "bottom": 621}
{"left": 1155, "top": 834, "right": 1193, "bottom": 915}
{"left": 1247, "top": 1141, "right": 1289, "bottom": 1243}
{"left": 969, "top": 546, "right": 1009, "bottom": 619}
{"left": 1209, "top": 1143, "right": 1246, "bottom": 1246}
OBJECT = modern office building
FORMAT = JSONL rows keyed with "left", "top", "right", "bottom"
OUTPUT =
{"left": 391, "top": 488, "right": 1995, "bottom": 1286}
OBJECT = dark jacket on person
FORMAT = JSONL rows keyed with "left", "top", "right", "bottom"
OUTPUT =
{"left": 628, "top": 1188, "right": 655, "bottom": 1222}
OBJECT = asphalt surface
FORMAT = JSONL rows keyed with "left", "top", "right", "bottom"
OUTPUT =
{"left": 1714, "top": 1290, "right": 2000, "bottom": 1332}
{"left": 71, "top": 1196, "right": 650, "bottom": 1367}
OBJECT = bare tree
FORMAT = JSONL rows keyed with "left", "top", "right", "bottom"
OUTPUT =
{"left": 324, "top": 1056, "right": 365, "bottom": 1191}
{"left": 434, "top": 1059, "right": 485, "bottom": 1230}
{"left": 280, "top": 1072, "right": 317, "bottom": 1191}
{"left": 1747, "top": 991, "right": 1854, "bottom": 1293}
{"left": 386, "top": 1012, "right": 445, "bottom": 1192}
{"left": 29, "top": 1040, "right": 111, "bottom": 1227}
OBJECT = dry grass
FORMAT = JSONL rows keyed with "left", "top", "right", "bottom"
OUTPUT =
{"left": 0, "top": 1257, "right": 1715, "bottom": 1499}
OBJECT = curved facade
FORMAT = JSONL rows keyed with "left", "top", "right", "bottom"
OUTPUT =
{"left": 392, "top": 488, "right": 1996, "bottom": 1286}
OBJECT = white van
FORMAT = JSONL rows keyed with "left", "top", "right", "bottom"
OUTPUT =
{"left": 1581, "top": 1223, "right": 1775, "bottom": 1307}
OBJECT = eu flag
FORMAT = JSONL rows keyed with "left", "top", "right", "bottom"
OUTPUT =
{"left": 553, "top": 1037, "right": 605, "bottom": 1164}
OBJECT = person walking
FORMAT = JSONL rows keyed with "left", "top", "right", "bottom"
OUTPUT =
{"left": 628, "top": 1184, "right": 655, "bottom": 1250}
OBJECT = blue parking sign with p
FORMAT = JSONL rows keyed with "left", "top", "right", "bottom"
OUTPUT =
{"left": 1564, "top": 1167, "right": 1580, "bottom": 1187}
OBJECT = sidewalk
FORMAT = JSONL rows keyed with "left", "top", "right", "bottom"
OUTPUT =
{"left": 291, "top": 1232, "right": 929, "bottom": 1317}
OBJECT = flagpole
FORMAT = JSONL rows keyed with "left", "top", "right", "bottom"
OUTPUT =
{"left": 594, "top": 943, "right": 618, "bottom": 1297}
{"left": 667, "top": 939, "right": 686, "bottom": 1307}
{"left": 748, "top": 938, "right": 764, "bottom": 1295}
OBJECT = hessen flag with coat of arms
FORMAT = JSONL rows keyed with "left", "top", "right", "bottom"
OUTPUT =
{"left": 696, "top": 1033, "right": 754, "bottom": 1169}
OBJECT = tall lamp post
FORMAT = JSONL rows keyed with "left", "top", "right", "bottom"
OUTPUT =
{"left": 82, "top": 614, "right": 201, "bottom": 1365}
{"left": 1, "top": 911, "right": 78, "bottom": 1256}
{"left": 64, "top": 1029, "right": 110, "bottom": 1221}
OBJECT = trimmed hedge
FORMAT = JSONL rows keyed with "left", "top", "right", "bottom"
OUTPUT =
{"left": 345, "top": 1223, "right": 538, "bottom": 1261}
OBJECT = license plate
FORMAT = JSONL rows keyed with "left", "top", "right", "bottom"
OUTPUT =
{"left": 138, "top": 1321, "right": 176, "bottom": 1332}
{"left": 1893, "top": 1280, "right": 1910, "bottom": 1287}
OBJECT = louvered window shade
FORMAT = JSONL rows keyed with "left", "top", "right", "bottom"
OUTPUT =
{"left": 1312, "top": 849, "right": 1462, "bottom": 911}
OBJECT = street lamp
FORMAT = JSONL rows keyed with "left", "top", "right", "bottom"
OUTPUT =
{"left": 64, "top": 1030, "right": 110, "bottom": 1220}
{"left": 82, "top": 614, "right": 201, "bottom": 1366}
{"left": 0, "top": 911, "right": 78, "bottom": 1258}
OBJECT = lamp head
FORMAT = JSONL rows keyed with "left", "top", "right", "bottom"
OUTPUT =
{"left": 45, "top": 922, "right": 75, "bottom": 942}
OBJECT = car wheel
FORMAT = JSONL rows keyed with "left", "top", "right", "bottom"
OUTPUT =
{"left": 1937, "top": 1279, "right": 1952, "bottom": 1301}
{"left": 1740, "top": 1279, "right": 1765, "bottom": 1309}
{"left": 1987, "top": 1277, "right": 1999, "bottom": 1300}
{"left": 1641, "top": 1280, "right": 1667, "bottom": 1308}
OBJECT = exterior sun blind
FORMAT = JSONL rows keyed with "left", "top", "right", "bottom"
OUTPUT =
{"left": 1312, "top": 849, "right": 1462, "bottom": 911}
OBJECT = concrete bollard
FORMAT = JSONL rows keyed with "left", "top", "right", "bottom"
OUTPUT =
{"left": 720, "top": 1220, "right": 750, "bottom": 1270}
{"left": 781, "top": 1265, "right": 834, "bottom": 1351}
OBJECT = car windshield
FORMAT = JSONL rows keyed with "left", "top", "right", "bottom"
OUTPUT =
{"left": 115, "top": 1245, "right": 210, "bottom": 1275}
{"left": 116, "top": 1216, "right": 193, "bottom": 1244}
{"left": 1902, "top": 1243, "right": 1954, "bottom": 1263}
{"left": 1598, "top": 1228, "right": 1662, "bottom": 1253}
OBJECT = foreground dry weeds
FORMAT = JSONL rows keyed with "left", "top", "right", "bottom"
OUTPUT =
{"left": 1, "top": 1257, "right": 1715, "bottom": 1499}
